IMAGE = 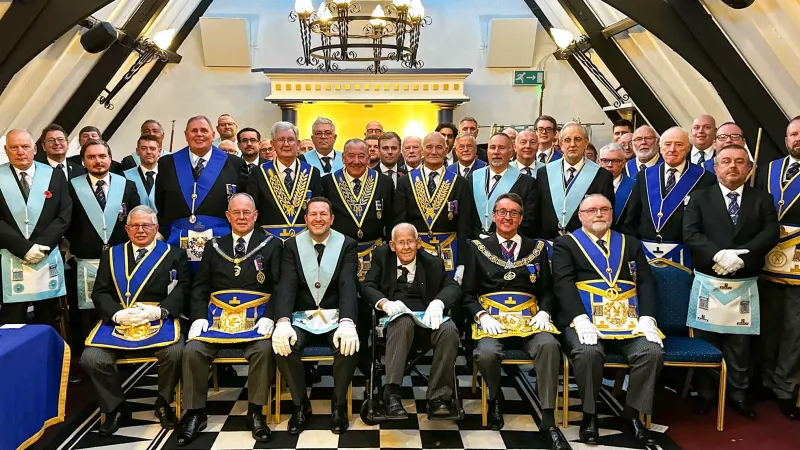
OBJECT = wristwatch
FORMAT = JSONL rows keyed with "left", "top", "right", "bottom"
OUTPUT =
{"left": 160, "top": 307, "right": 169, "bottom": 320}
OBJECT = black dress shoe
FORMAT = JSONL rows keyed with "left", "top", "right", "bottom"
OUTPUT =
{"left": 778, "top": 398, "right": 799, "bottom": 420}
{"left": 176, "top": 413, "right": 207, "bottom": 446}
{"left": 487, "top": 400, "right": 504, "bottom": 430}
{"left": 98, "top": 409, "right": 130, "bottom": 436}
{"left": 427, "top": 399, "right": 452, "bottom": 418}
{"left": 729, "top": 399, "right": 758, "bottom": 419}
{"left": 288, "top": 401, "right": 312, "bottom": 435}
{"left": 624, "top": 417, "right": 655, "bottom": 446}
{"left": 331, "top": 404, "right": 349, "bottom": 434}
{"left": 541, "top": 426, "right": 571, "bottom": 450}
{"left": 384, "top": 395, "right": 409, "bottom": 419}
{"left": 579, "top": 414, "right": 598, "bottom": 444}
{"left": 247, "top": 411, "right": 272, "bottom": 442}
{"left": 68, "top": 373, "right": 83, "bottom": 385}
{"left": 154, "top": 397, "right": 177, "bottom": 429}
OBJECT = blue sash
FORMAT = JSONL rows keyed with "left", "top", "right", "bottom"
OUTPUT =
{"left": 0, "top": 162, "right": 53, "bottom": 238}
{"left": 419, "top": 232, "right": 457, "bottom": 277}
{"left": 304, "top": 150, "right": 344, "bottom": 174}
{"left": 332, "top": 168, "right": 379, "bottom": 233}
{"left": 546, "top": 159, "right": 600, "bottom": 231}
{"left": 614, "top": 175, "right": 636, "bottom": 223}
{"left": 130, "top": 150, "right": 169, "bottom": 166}
{"left": 260, "top": 160, "right": 313, "bottom": 227}
{"left": 408, "top": 168, "right": 457, "bottom": 232}
{"left": 625, "top": 154, "right": 661, "bottom": 178}
{"left": 767, "top": 157, "right": 800, "bottom": 221}
{"left": 570, "top": 228, "right": 624, "bottom": 285}
{"left": 71, "top": 173, "right": 127, "bottom": 245}
{"left": 703, "top": 159, "right": 716, "bottom": 174}
{"left": 645, "top": 163, "right": 704, "bottom": 233}
{"left": 124, "top": 167, "right": 156, "bottom": 213}
{"left": 472, "top": 166, "right": 520, "bottom": 232}
{"left": 172, "top": 147, "right": 227, "bottom": 215}
{"left": 688, "top": 271, "right": 760, "bottom": 335}
{"left": 296, "top": 229, "right": 345, "bottom": 304}
{"left": 189, "top": 290, "right": 270, "bottom": 343}
{"left": 542, "top": 149, "right": 563, "bottom": 164}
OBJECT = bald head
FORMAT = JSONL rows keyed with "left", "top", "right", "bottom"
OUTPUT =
{"left": 691, "top": 114, "right": 717, "bottom": 150}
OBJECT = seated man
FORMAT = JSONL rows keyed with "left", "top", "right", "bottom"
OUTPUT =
{"left": 81, "top": 205, "right": 189, "bottom": 436}
{"left": 553, "top": 194, "right": 663, "bottom": 446}
{"left": 361, "top": 223, "right": 462, "bottom": 420}
{"left": 271, "top": 197, "right": 360, "bottom": 435}
{"left": 462, "top": 193, "right": 567, "bottom": 450}
{"left": 178, "top": 193, "right": 282, "bottom": 446}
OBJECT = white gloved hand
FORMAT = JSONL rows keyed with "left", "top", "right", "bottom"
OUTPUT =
{"left": 381, "top": 300, "right": 409, "bottom": 317}
{"left": 271, "top": 321, "right": 297, "bottom": 356}
{"left": 333, "top": 320, "right": 360, "bottom": 356}
{"left": 712, "top": 263, "right": 730, "bottom": 276}
{"left": 422, "top": 300, "right": 445, "bottom": 330}
{"left": 23, "top": 244, "right": 50, "bottom": 264}
{"left": 454, "top": 265, "right": 465, "bottom": 285}
{"left": 573, "top": 314, "right": 604, "bottom": 345}
{"left": 715, "top": 249, "right": 749, "bottom": 273}
{"left": 478, "top": 314, "right": 506, "bottom": 336}
{"left": 531, "top": 310, "right": 553, "bottom": 332}
{"left": 112, "top": 308, "right": 150, "bottom": 326}
{"left": 137, "top": 304, "right": 162, "bottom": 322}
{"left": 188, "top": 319, "right": 209, "bottom": 339}
{"left": 632, "top": 316, "right": 663, "bottom": 348}
{"left": 255, "top": 317, "right": 274, "bottom": 336}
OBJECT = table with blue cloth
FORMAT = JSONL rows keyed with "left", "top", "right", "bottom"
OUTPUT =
{"left": 0, "top": 325, "right": 70, "bottom": 450}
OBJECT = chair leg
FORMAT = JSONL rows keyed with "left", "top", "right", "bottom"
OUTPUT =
{"left": 645, "top": 414, "right": 651, "bottom": 429}
{"left": 481, "top": 375, "right": 487, "bottom": 427}
{"left": 562, "top": 358, "right": 570, "bottom": 429}
{"left": 471, "top": 361, "right": 477, "bottom": 394}
{"left": 175, "top": 380, "right": 182, "bottom": 420}
{"left": 212, "top": 365, "right": 219, "bottom": 392}
{"left": 612, "top": 369, "right": 626, "bottom": 398}
{"left": 265, "top": 380, "right": 272, "bottom": 424}
{"left": 275, "top": 367, "right": 281, "bottom": 423}
{"left": 347, "top": 382, "right": 353, "bottom": 421}
{"left": 681, "top": 368, "right": 695, "bottom": 398}
{"left": 717, "top": 360, "right": 727, "bottom": 432}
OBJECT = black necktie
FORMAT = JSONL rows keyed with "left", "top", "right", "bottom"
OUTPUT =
{"left": 135, "top": 248, "right": 147, "bottom": 263}
{"left": 786, "top": 162, "right": 800, "bottom": 183}
{"left": 427, "top": 171, "right": 438, "bottom": 196}
{"left": 235, "top": 237, "right": 246, "bottom": 258}
{"left": 490, "top": 174, "right": 501, "bottom": 193}
{"left": 696, "top": 152, "right": 705, "bottom": 165}
{"left": 639, "top": 163, "right": 647, "bottom": 172}
{"left": 538, "top": 153, "right": 547, "bottom": 163}
{"left": 193, "top": 158, "right": 205, "bottom": 180}
{"left": 463, "top": 167, "right": 470, "bottom": 177}
{"left": 284, "top": 168, "right": 294, "bottom": 192}
{"left": 597, "top": 239, "right": 609, "bottom": 255}
{"left": 665, "top": 168, "right": 678, "bottom": 194}
{"left": 565, "top": 167, "right": 576, "bottom": 187}
{"left": 145, "top": 171, "right": 155, "bottom": 194}
{"left": 315, "top": 243, "right": 325, "bottom": 264}
{"left": 727, "top": 192, "right": 740, "bottom": 225}
{"left": 352, "top": 178, "right": 362, "bottom": 197}
{"left": 19, "top": 172, "right": 30, "bottom": 201}
{"left": 386, "top": 169, "right": 394, "bottom": 179}
{"left": 95, "top": 180, "right": 106, "bottom": 210}
{"left": 321, "top": 156, "right": 332, "bottom": 173}
{"left": 248, "top": 163, "right": 257, "bottom": 174}
{"left": 523, "top": 167, "right": 532, "bottom": 177}
{"left": 398, "top": 265, "right": 410, "bottom": 284}
{"left": 55, "top": 163, "right": 64, "bottom": 172}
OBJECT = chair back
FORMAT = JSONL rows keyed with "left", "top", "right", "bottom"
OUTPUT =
{"left": 651, "top": 264, "right": 693, "bottom": 336}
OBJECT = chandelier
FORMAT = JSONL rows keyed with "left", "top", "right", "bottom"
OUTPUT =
{"left": 290, "top": 0, "right": 432, "bottom": 74}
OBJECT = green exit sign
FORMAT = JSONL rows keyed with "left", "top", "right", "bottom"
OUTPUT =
{"left": 513, "top": 70, "right": 545, "bottom": 86}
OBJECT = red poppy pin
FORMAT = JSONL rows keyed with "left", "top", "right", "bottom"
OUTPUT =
{"left": 44, "top": 190, "right": 52, "bottom": 199}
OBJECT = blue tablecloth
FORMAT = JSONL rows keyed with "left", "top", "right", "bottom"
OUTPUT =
{"left": 0, "top": 325, "right": 70, "bottom": 450}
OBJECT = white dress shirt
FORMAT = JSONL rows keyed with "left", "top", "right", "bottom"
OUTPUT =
{"left": 496, "top": 233, "right": 522, "bottom": 260}
{"left": 343, "top": 169, "right": 367, "bottom": 193}
{"left": 189, "top": 148, "right": 212, "bottom": 168}
{"left": 785, "top": 156, "right": 800, "bottom": 181}
{"left": 89, "top": 173, "right": 112, "bottom": 196}
{"left": 311, "top": 234, "right": 331, "bottom": 261}
{"left": 422, "top": 165, "right": 445, "bottom": 190}
{"left": 719, "top": 183, "right": 744, "bottom": 210}
{"left": 445, "top": 151, "right": 456, "bottom": 167}
{"left": 140, "top": 164, "right": 159, "bottom": 186}
{"left": 13, "top": 163, "right": 36, "bottom": 187}
{"left": 396, "top": 257, "right": 417, "bottom": 284}
{"left": 131, "top": 239, "right": 158, "bottom": 260}
{"left": 379, "top": 162, "right": 399, "bottom": 187}
{"left": 487, "top": 167, "right": 508, "bottom": 193}
{"left": 457, "top": 161, "right": 477, "bottom": 177}
{"left": 232, "top": 230, "right": 254, "bottom": 254}
{"left": 563, "top": 158, "right": 585, "bottom": 183}
{"left": 514, "top": 160, "right": 537, "bottom": 177}
{"left": 47, "top": 158, "right": 69, "bottom": 180}
{"left": 275, "top": 158, "right": 298, "bottom": 185}
{"left": 663, "top": 160, "right": 687, "bottom": 184}
{"left": 691, "top": 146, "right": 715, "bottom": 165}
{"left": 637, "top": 153, "right": 660, "bottom": 169}
{"left": 585, "top": 228, "right": 612, "bottom": 250}
{"left": 613, "top": 175, "right": 623, "bottom": 192}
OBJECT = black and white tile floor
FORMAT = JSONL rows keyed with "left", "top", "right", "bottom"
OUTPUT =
{"left": 58, "top": 357, "right": 680, "bottom": 450}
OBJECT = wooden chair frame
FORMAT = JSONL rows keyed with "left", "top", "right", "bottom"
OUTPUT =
{"left": 211, "top": 357, "right": 273, "bottom": 422}
{"left": 100, "top": 357, "right": 181, "bottom": 423}
{"left": 273, "top": 355, "right": 353, "bottom": 423}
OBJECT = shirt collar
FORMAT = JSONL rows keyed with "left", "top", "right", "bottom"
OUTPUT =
{"left": 692, "top": 146, "right": 715, "bottom": 158}
{"left": 344, "top": 168, "right": 367, "bottom": 183}
{"left": 459, "top": 160, "right": 475, "bottom": 171}
{"left": 311, "top": 233, "right": 330, "bottom": 246}
{"left": 613, "top": 175, "right": 623, "bottom": 188}
{"left": 496, "top": 233, "right": 521, "bottom": 248}
{"left": 564, "top": 157, "right": 585, "bottom": 172}
{"left": 275, "top": 158, "right": 297, "bottom": 175}
{"left": 47, "top": 157, "right": 66, "bottom": 168}
{"left": 664, "top": 159, "right": 687, "bottom": 174}
{"left": 189, "top": 148, "right": 213, "bottom": 164}
{"left": 140, "top": 164, "right": 158, "bottom": 175}
{"left": 489, "top": 167, "right": 508, "bottom": 178}
{"left": 379, "top": 162, "right": 397, "bottom": 173}
{"left": 232, "top": 230, "right": 254, "bottom": 247}
{"left": 13, "top": 163, "right": 35, "bottom": 178}
{"left": 131, "top": 239, "right": 157, "bottom": 253}
{"left": 789, "top": 155, "right": 800, "bottom": 166}
{"left": 89, "top": 172, "right": 111, "bottom": 187}
{"left": 396, "top": 256, "right": 417, "bottom": 274}
{"left": 719, "top": 183, "right": 744, "bottom": 199}
{"left": 582, "top": 228, "right": 611, "bottom": 244}
{"left": 423, "top": 165, "right": 445, "bottom": 178}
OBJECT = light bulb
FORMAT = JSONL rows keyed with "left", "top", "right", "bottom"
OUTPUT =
{"left": 550, "top": 28, "right": 575, "bottom": 49}
{"left": 153, "top": 28, "right": 176, "bottom": 50}
{"left": 318, "top": 2, "right": 332, "bottom": 21}
{"left": 394, "top": 0, "right": 411, "bottom": 7}
{"left": 295, "top": 0, "right": 314, "bottom": 14}
{"left": 409, "top": 0, "right": 424, "bottom": 18}
{"left": 370, "top": 5, "right": 386, "bottom": 27}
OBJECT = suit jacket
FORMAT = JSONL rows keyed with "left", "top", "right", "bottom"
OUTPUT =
{"left": 469, "top": 170, "right": 538, "bottom": 238}
{"left": 248, "top": 159, "right": 323, "bottom": 228}
{"left": 394, "top": 168, "right": 474, "bottom": 264}
{"left": 683, "top": 184, "right": 779, "bottom": 278}
{"left": 552, "top": 232, "right": 657, "bottom": 329}
{"left": 622, "top": 163, "right": 716, "bottom": 241}
{"left": 535, "top": 162, "right": 615, "bottom": 239}
{"left": 155, "top": 148, "right": 247, "bottom": 238}
{"left": 272, "top": 235, "right": 359, "bottom": 322}
{"left": 323, "top": 170, "right": 394, "bottom": 242}
{"left": 361, "top": 245, "right": 461, "bottom": 310}
{"left": 446, "top": 159, "right": 487, "bottom": 178}
{"left": 92, "top": 242, "right": 190, "bottom": 323}
{"left": 612, "top": 175, "right": 637, "bottom": 231}
{"left": 461, "top": 234, "right": 555, "bottom": 318}
{"left": 476, "top": 143, "right": 488, "bottom": 163}
{"left": 66, "top": 175, "right": 140, "bottom": 259}
{"left": 190, "top": 229, "right": 283, "bottom": 321}
{"left": 120, "top": 155, "right": 137, "bottom": 172}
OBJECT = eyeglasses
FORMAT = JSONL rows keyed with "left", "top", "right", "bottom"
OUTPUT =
{"left": 240, "top": 138, "right": 259, "bottom": 144}
{"left": 392, "top": 239, "right": 417, "bottom": 247}
{"left": 274, "top": 137, "right": 297, "bottom": 144}
{"left": 313, "top": 131, "right": 334, "bottom": 138}
{"left": 561, "top": 137, "right": 585, "bottom": 144}
{"left": 45, "top": 138, "right": 67, "bottom": 145}
{"left": 599, "top": 158, "right": 624, "bottom": 165}
{"left": 536, "top": 127, "right": 555, "bottom": 133}
{"left": 493, "top": 209, "right": 522, "bottom": 218}
{"left": 580, "top": 207, "right": 612, "bottom": 215}
{"left": 716, "top": 134, "right": 743, "bottom": 141}
{"left": 633, "top": 136, "right": 657, "bottom": 143}
{"left": 127, "top": 224, "right": 157, "bottom": 230}
{"left": 228, "top": 210, "right": 254, "bottom": 218}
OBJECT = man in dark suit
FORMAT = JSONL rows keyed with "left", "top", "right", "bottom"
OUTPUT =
{"left": 155, "top": 115, "right": 248, "bottom": 272}
{"left": 121, "top": 120, "right": 168, "bottom": 171}
{"left": 361, "top": 223, "right": 461, "bottom": 420}
{"left": 534, "top": 115, "right": 563, "bottom": 165}
{"left": 40, "top": 124, "right": 86, "bottom": 180}
{"left": 177, "top": 193, "right": 281, "bottom": 445}
{"left": 0, "top": 129, "right": 72, "bottom": 324}
{"left": 238, "top": 127, "right": 266, "bottom": 170}
{"left": 462, "top": 194, "right": 567, "bottom": 450}
{"left": 511, "top": 128, "right": 542, "bottom": 178}
{"left": 446, "top": 133, "right": 486, "bottom": 179}
{"left": 536, "top": 122, "right": 614, "bottom": 241}
{"left": 80, "top": 205, "right": 188, "bottom": 436}
{"left": 469, "top": 133, "right": 537, "bottom": 239}
{"left": 435, "top": 122, "right": 458, "bottom": 167}
{"left": 123, "top": 135, "right": 160, "bottom": 213}
{"left": 597, "top": 143, "right": 636, "bottom": 229}
{"left": 553, "top": 193, "right": 663, "bottom": 447}
{"left": 248, "top": 121, "right": 323, "bottom": 241}
{"left": 65, "top": 126, "right": 124, "bottom": 175}
{"left": 684, "top": 144, "right": 780, "bottom": 419}
{"left": 376, "top": 131, "right": 405, "bottom": 188}
{"left": 271, "top": 197, "right": 360, "bottom": 435}
{"left": 458, "top": 117, "right": 488, "bottom": 162}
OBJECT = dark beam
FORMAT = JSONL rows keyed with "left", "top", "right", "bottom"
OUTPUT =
{"left": 103, "top": 0, "right": 215, "bottom": 142}
{"left": 523, "top": 0, "right": 621, "bottom": 123}
{"left": 0, "top": 0, "right": 115, "bottom": 95}
{"left": 52, "top": 0, "right": 170, "bottom": 135}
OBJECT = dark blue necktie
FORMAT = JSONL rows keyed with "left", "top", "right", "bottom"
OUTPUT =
{"left": 727, "top": 192, "right": 740, "bottom": 225}
{"left": 95, "top": 180, "right": 106, "bottom": 210}
{"left": 193, "top": 158, "right": 205, "bottom": 180}
{"left": 665, "top": 168, "right": 677, "bottom": 194}
{"left": 135, "top": 248, "right": 147, "bottom": 263}
{"left": 352, "top": 178, "right": 362, "bottom": 197}
{"left": 283, "top": 168, "right": 294, "bottom": 192}
{"left": 786, "top": 162, "right": 800, "bottom": 183}
{"left": 427, "top": 171, "right": 438, "bottom": 196}
{"left": 235, "top": 237, "right": 246, "bottom": 258}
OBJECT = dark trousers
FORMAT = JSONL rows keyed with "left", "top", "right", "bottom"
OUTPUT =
{"left": 275, "top": 326, "right": 359, "bottom": 407}
{"left": 80, "top": 338, "right": 184, "bottom": 413}
{"left": 759, "top": 280, "right": 800, "bottom": 399}
{"left": 693, "top": 330, "right": 751, "bottom": 402}
{"left": 0, "top": 297, "right": 58, "bottom": 326}
{"left": 66, "top": 261, "right": 98, "bottom": 360}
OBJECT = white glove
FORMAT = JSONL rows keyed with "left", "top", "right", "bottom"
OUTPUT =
{"left": 381, "top": 299, "right": 409, "bottom": 316}
{"left": 454, "top": 265, "right": 465, "bottom": 285}
{"left": 188, "top": 319, "right": 209, "bottom": 339}
{"left": 478, "top": 313, "right": 506, "bottom": 336}
{"left": 713, "top": 249, "right": 749, "bottom": 273}
{"left": 573, "top": 314, "right": 604, "bottom": 345}
{"left": 112, "top": 308, "right": 150, "bottom": 326}
{"left": 137, "top": 304, "right": 162, "bottom": 322}
{"left": 256, "top": 317, "right": 274, "bottom": 336}
{"left": 23, "top": 244, "right": 50, "bottom": 264}
{"left": 271, "top": 321, "right": 297, "bottom": 356}
{"left": 632, "top": 316, "right": 663, "bottom": 348}
{"left": 531, "top": 310, "right": 553, "bottom": 332}
{"left": 422, "top": 299, "right": 445, "bottom": 330}
{"left": 333, "top": 320, "right": 360, "bottom": 356}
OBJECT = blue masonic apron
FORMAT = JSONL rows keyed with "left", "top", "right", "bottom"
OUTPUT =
{"left": 124, "top": 167, "right": 156, "bottom": 213}
{"left": 0, "top": 162, "right": 66, "bottom": 303}
{"left": 688, "top": 271, "right": 760, "bottom": 335}
{"left": 260, "top": 160, "right": 313, "bottom": 240}
{"left": 547, "top": 159, "right": 599, "bottom": 235}
{"left": 472, "top": 166, "right": 520, "bottom": 234}
{"left": 304, "top": 150, "right": 344, "bottom": 175}
{"left": 410, "top": 168, "right": 459, "bottom": 276}
{"left": 85, "top": 241, "right": 180, "bottom": 349}
{"left": 291, "top": 229, "right": 345, "bottom": 334}
{"left": 763, "top": 158, "right": 800, "bottom": 284}
{"left": 614, "top": 175, "right": 636, "bottom": 224}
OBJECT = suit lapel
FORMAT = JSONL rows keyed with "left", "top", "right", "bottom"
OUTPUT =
{"left": 483, "top": 236, "right": 505, "bottom": 273}
{"left": 711, "top": 185, "right": 736, "bottom": 234}
{"left": 734, "top": 186, "right": 755, "bottom": 236}
{"left": 415, "top": 254, "right": 427, "bottom": 293}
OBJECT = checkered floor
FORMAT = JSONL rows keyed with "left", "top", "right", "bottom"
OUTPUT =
{"left": 61, "top": 356, "right": 680, "bottom": 450}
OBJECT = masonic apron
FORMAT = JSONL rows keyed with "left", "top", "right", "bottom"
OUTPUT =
{"left": 410, "top": 168, "right": 459, "bottom": 276}
{"left": 291, "top": 229, "right": 345, "bottom": 334}
{"left": 688, "top": 271, "right": 760, "bottom": 335}
{"left": 260, "top": 160, "right": 313, "bottom": 241}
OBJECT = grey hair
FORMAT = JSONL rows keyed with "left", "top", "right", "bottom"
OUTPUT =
{"left": 343, "top": 138, "right": 367, "bottom": 153}
{"left": 559, "top": 121, "right": 588, "bottom": 140}
{"left": 270, "top": 121, "right": 299, "bottom": 140}
{"left": 391, "top": 222, "right": 419, "bottom": 241}
{"left": 402, "top": 136, "right": 422, "bottom": 147}
{"left": 454, "top": 132, "right": 477, "bottom": 146}
{"left": 579, "top": 193, "right": 612, "bottom": 209}
{"left": 662, "top": 126, "right": 689, "bottom": 142}
{"left": 186, "top": 115, "right": 213, "bottom": 130}
{"left": 228, "top": 192, "right": 255, "bottom": 208}
{"left": 5, "top": 129, "right": 34, "bottom": 144}
{"left": 598, "top": 143, "right": 625, "bottom": 159}
{"left": 633, "top": 125, "right": 659, "bottom": 139}
{"left": 312, "top": 117, "right": 336, "bottom": 133}
{"left": 127, "top": 205, "right": 158, "bottom": 224}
